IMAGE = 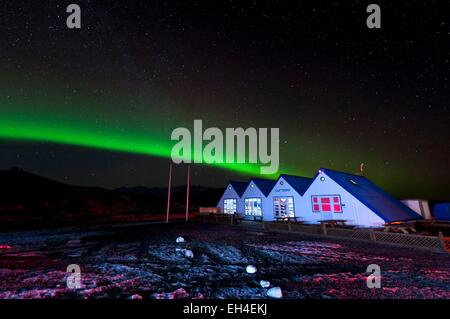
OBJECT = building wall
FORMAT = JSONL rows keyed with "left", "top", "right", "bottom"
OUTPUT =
{"left": 266, "top": 176, "right": 304, "bottom": 221}
{"left": 241, "top": 181, "right": 271, "bottom": 220}
{"left": 217, "top": 184, "right": 243, "bottom": 214}
{"left": 301, "top": 172, "right": 386, "bottom": 227}
{"left": 401, "top": 199, "right": 432, "bottom": 220}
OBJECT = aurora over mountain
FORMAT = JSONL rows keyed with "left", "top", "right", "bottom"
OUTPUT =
{"left": 0, "top": 1, "right": 448, "bottom": 199}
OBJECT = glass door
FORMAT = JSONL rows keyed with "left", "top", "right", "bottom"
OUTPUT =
{"left": 273, "top": 197, "right": 294, "bottom": 219}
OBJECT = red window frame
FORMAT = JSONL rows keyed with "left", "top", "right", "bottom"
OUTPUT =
{"left": 311, "top": 195, "right": 343, "bottom": 213}
{"left": 312, "top": 196, "right": 320, "bottom": 212}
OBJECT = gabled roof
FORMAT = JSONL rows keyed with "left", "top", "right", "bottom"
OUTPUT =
{"left": 228, "top": 181, "right": 248, "bottom": 197}
{"left": 319, "top": 168, "right": 421, "bottom": 222}
{"left": 249, "top": 178, "right": 277, "bottom": 196}
{"left": 279, "top": 174, "right": 312, "bottom": 196}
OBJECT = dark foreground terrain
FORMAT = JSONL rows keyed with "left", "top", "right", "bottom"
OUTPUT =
{"left": 0, "top": 222, "right": 449, "bottom": 299}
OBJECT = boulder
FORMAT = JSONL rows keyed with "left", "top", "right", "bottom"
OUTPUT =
{"left": 185, "top": 250, "right": 194, "bottom": 258}
{"left": 246, "top": 265, "right": 257, "bottom": 274}
{"left": 267, "top": 287, "right": 283, "bottom": 299}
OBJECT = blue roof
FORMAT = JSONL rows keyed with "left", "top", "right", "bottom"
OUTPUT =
{"left": 250, "top": 178, "right": 277, "bottom": 196}
{"left": 321, "top": 168, "right": 421, "bottom": 223}
{"left": 228, "top": 181, "right": 248, "bottom": 197}
{"left": 279, "top": 174, "right": 312, "bottom": 195}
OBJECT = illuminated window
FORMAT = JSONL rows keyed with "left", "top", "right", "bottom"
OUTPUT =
{"left": 273, "top": 197, "right": 294, "bottom": 218}
{"left": 333, "top": 196, "right": 341, "bottom": 212}
{"left": 223, "top": 199, "right": 237, "bottom": 214}
{"left": 311, "top": 195, "right": 343, "bottom": 213}
{"left": 245, "top": 198, "right": 262, "bottom": 216}
{"left": 320, "top": 197, "right": 330, "bottom": 211}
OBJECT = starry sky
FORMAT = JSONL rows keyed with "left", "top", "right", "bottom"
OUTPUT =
{"left": 0, "top": 0, "right": 448, "bottom": 199}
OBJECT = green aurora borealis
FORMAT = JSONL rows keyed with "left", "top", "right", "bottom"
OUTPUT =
{"left": 0, "top": 1, "right": 448, "bottom": 199}
{"left": 0, "top": 98, "right": 268, "bottom": 177}
{"left": 0, "top": 78, "right": 438, "bottom": 197}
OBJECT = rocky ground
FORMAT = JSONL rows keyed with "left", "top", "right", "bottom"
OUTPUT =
{"left": 0, "top": 222, "right": 449, "bottom": 299}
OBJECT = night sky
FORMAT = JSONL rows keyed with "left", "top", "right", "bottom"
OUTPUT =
{"left": 0, "top": 1, "right": 448, "bottom": 199}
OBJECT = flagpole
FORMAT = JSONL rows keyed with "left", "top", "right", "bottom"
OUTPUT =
{"left": 166, "top": 162, "right": 172, "bottom": 223}
{"left": 185, "top": 165, "right": 190, "bottom": 222}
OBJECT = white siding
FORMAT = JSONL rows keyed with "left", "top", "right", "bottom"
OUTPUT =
{"left": 241, "top": 182, "right": 271, "bottom": 220}
{"left": 301, "top": 172, "right": 385, "bottom": 227}
{"left": 401, "top": 199, "right": 432, "bottom": 220}
{"left": 266, "top": 177, "right": 304, "bottom": 221}
{"left": 217, "top": 184, "right": 243, "bottom": 214}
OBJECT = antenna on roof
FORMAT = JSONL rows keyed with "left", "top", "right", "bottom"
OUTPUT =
{"left": 359, "top": 163, "right": 365, "bottom": 176}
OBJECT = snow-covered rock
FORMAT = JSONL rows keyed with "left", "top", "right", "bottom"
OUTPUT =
{"left": 176, "top": 237, "right": 185, "bottom": 243}
{"left": 246, "top": 265, "right": 257, "bottom": 274}
{"left": 185, "top": 250, "right": 194, "bottom": 258}
{"left": 260, "top": 280, "right": 271, "bottom": 288}
{"left": 267, "top": 287, "right": 283, "bottom": 299}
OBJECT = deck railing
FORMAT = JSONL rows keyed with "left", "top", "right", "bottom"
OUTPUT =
{"left": 262, "top": 221, "right": 448, "bottom": 253}
{"left": 195, "top": 212, "right": 449, "bottom": 253}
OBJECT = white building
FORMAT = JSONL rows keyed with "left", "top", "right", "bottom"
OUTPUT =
{"left": 216, "top": 168, "right": 422, "bottom": 227}
{"left": 265, "top": 174, "right": 312, "bottom": 221}
{"left": 240, "top": 178, "right": 276, "bottom": 220}
{"left": 302, "top": 169, "right": 421, "bottom": 227}
{"left": 401, "top": 199, "right": 432, "bottom": 220}
{"left": 217, "top": 181, "right": 248, "bottom": 214}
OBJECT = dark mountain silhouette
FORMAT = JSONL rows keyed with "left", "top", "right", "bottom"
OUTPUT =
{"left": 0, "top": 168, "right": 223, "bottom": 229}
{"left": 115, "top": 185, "right": 224, "bottom": 210}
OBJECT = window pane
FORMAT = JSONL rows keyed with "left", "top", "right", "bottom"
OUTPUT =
{"left": 224, "top": 199, "right": 237, "bottom": 214}
{"left": 245, "top": 198, "right": 262, "bottom": 216}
